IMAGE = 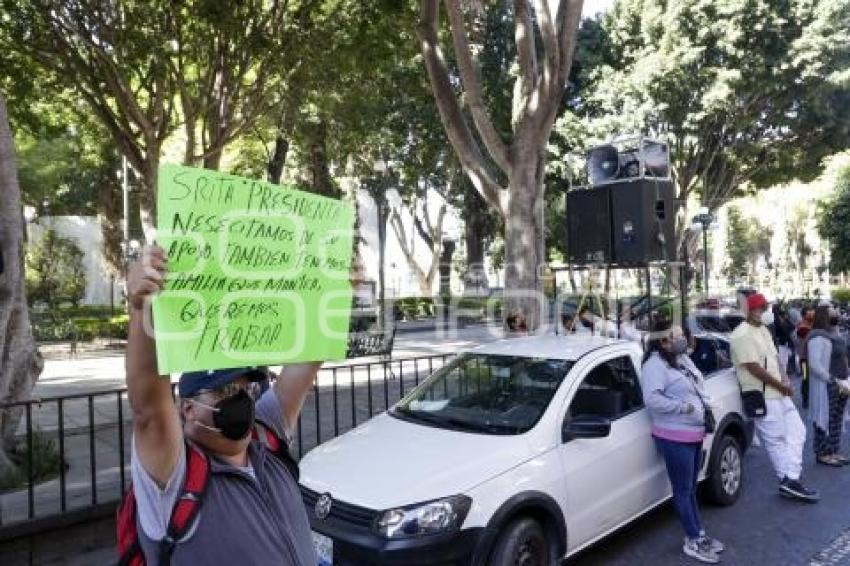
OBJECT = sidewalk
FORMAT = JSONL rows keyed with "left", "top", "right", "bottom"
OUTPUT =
{"left": 32, "top": 321, "right": 504, "bottom": 398}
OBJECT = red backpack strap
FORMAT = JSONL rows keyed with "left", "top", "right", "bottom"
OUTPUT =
{"left": 157, "top": 441, "right": 211, "bottom": 565}
{"left": 116, "top": 487, "right": 145, "bottom": 566}
{"left": 252, "top": 420, "right": 300, "bottom": 481}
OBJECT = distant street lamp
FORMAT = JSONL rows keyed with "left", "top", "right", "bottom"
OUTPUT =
{"left": 691, "top": 207, "right": 714, "bottom": 297}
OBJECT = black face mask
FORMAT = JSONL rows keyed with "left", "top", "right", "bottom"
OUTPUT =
{"left": 830, "top": 317, "right": 840, "bottom": 327}
{"left": 193, "top": 389, "right": 255, "bottom": 440}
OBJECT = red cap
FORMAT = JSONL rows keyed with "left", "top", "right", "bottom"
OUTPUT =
{"left": 746, "top": 293, "right": 768, "bottom": 312}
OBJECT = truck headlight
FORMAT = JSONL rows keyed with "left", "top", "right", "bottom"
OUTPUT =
{"left": 376, "top": 495, "right": 471, "bottom": 539}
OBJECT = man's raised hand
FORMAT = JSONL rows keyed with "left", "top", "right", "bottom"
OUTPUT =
{"left": 127, "top": 246, "right": 167, "bottom": 312}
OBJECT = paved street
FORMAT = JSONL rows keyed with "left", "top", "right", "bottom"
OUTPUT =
{"left": 568, "top": 429, "right": 850, "bottom": 565}
{"left": 12, "top": 414, "right": 850, "bottom": 566}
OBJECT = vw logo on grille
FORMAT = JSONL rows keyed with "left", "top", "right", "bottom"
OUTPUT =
{"left": 315, "top": 493, "right": 333, "bottom": 520}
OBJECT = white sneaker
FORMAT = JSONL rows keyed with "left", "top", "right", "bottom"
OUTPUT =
{"left": 698, "top": 532, "right": 725, "bottom": 554}
{"left": 683, "top": 537, "right": 720, "bottom": 563}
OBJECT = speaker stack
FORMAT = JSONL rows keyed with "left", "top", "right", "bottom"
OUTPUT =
{"left": 567, "top": 137, "right": 678, "bottom": 267}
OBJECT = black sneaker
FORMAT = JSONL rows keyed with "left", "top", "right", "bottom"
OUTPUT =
{"left": 779, "top": 477, "right": 820, "bottom": 503}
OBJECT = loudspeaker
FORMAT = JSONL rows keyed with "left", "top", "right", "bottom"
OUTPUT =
{"left": 586, "top": 145, "right": 619, "bottom": 185}
{"left": 585, "top": 138, "right": 671, "bottom": 186}
{"left": 567, "top": 186, "right": 612, "bottom": 265}
{"left": 609, "top": 178, "right": 677, "bottom": 266}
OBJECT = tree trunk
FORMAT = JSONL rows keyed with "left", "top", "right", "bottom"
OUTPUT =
{"left": 463, "top": 185, "right": 489, "bottom": 295}
{"left": 417, "top": 0, "right": 584, "bottom": 330}
{"left": 439, "top": 240, "right": 456, "bottom": 297}
{"left": 137, "top": 151, "right": 160, "bottom": 240}
{"left": 267, "top": 134, "right": 289, "bottom": 185}
{"left": 0, "top": 96, "right": 43, "bottom": 471}
{"left": 98, "top": 169, "right": 123, "bottom": 277}
{"left": 302, "top": 119, "right": 339, "bottom": 199}
{"left": 503, "top": 164, "right": 546, "bottom": 330}
{"left": 203, "top": 147, "right": 224, "bottom": 171}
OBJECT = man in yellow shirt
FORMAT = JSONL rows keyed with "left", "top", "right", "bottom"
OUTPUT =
{"left": 730, "top": 293, "right": 819, "bottom": 503}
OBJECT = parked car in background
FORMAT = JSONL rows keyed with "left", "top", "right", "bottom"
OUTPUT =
{"left": 300, "top": 335, "right": 753, "bottom": 566}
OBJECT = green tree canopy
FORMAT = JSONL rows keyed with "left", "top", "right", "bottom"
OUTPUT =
{"left": 817, "top": 165, "right": 850, "bottom": 273}
{"left": 25, "top": 229, "right": 87, "bottom": 310}
{"left": 725, "top": 205, "right": 773, "bottom": 282}
{"left": 556, "top": 0, "right": 850, "bottom": 245}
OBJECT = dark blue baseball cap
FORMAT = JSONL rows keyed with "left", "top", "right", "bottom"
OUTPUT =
{"left": 178, "top": 367, "right": 268, "bottom": 399}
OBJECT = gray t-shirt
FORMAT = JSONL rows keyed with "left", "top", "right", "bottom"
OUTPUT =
{"left": 131, "top": 389, "right": 288, "bottom": 542}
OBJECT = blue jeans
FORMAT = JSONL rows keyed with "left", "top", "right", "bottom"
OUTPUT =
{"left": 655, "top": 437, "right": 703, "bottom": 539}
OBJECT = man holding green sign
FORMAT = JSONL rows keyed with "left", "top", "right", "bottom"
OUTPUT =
{"left": 117, "top": 165, "right": 358, "bottom": 565}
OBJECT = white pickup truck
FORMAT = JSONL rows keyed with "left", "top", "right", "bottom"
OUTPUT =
{"left": 300, "top": 335, "right": 753, "bottom": 566}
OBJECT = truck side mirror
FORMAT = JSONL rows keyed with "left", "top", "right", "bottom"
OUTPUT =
{"left": 562, "top": 415, "right": 611, "bottom": 442}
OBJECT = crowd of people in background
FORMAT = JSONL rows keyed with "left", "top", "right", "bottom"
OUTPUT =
{"left": 544, "top": 292, "right": 850, "bottom": 564}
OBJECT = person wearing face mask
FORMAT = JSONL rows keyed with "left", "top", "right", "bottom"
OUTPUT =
{"left": 730, "top": 293, "right": 820, "bottom": 503}
{"left": 561, "top": 305, "right": 595, "bottom": 335}
{"left": 805, "top": 304, "right": 850, "bottom": 467}
{"left": 121, "top": 245, "right": 339, "bottom": 565}
{"left": 641, "top": 319, "right": 723, "bottom": 563}
{"left": 576, "top": 306, "right": 597, "bottom": 334}
{"left": 772, "top": 304, "right": 795, "bottom": 376}
{"left": 797, "top": 306, "right": 816, "bottom": 408}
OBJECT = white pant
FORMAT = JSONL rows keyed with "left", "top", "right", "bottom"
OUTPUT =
{"left": 754, "top": 397, "right": 807, "bottom": 481}
{"left": 778, "top": 345, "right": 791, "bottom": 375}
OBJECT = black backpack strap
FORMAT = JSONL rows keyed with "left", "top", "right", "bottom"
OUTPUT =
{"left": 158, "top": 441, "right": 211, "bottom": 565}
{"left": 252, "top": 420, "right": 300, "bottom": 481}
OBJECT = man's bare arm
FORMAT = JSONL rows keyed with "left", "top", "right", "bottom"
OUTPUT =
{"left": 741, "top": 362, "right": 793, "bottom": 396}
{"left": 126, "top": 246, "right": 182, "bottom": 487}
{"left": 273, "top": 362, "right": 323, "bottom": 434}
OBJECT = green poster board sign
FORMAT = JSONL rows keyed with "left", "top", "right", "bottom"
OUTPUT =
{"left": 152, "top": 164, "right": 354, "bottom": 374}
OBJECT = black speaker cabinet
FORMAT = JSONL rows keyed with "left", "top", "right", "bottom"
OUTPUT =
{"left": 567, "top": 186, "right": 611, "bottom": 265}
{"left": 609, "top": 178, "right": 677, "bottom": 265}
{"left": 566, "top": 179, "right": 678, "bottom": 266}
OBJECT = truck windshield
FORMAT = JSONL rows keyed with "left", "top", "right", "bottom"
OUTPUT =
{"left": 391, "top": 354, "right": 573, "bottom": 435}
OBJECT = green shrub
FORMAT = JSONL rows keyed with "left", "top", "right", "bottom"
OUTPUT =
{"left": 31, "top": 313, "right": 129, "bottom": 342}
{"left": 73, "top": 315, "right": 128, "bottom": 340}
{"left": 454, "top": 297, "right": 486, "bottom": 310}
{"left": 0, "top": 431, "right": 63, "bottom": 493}
{"left": 831, "top": 288, "right": 850, "bottom": 305}
{"left": 64, "top": 305, "right": 120, "bottom": 318}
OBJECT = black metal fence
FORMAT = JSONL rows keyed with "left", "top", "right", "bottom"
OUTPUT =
{"left": 0, "top": 353, "right": 452, "bottom": 538}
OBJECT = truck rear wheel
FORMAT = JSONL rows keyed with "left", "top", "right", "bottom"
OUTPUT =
{"left": 704, "top": 435, "right": 743, "bottom": 506}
